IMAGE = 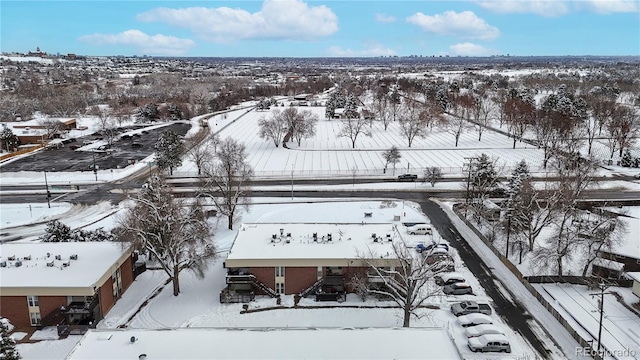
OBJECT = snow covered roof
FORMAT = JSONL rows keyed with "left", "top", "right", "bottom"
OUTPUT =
{"left": 0, "top": 242, "right": 132, "bottom": 293}
{"left": 66, "top": 328, "right": 461, "bottom": 360}
{"left": 626, "top": 272, "right": 640, "bottom": 283}
{"left": 225, "top": 223, "right": 403, "bottom": 267}
{"left": 592, "top": 257, "right": 624, "bottom": 271}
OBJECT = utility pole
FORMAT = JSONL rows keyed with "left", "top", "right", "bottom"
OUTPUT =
{"left": 590, "top": 281, "right": 613, "bottom": 357}
{"left": 463, "top": 157, "right": 476, "bottom": 217}
{"left": 44, "top": 169, "right": 51, "bottom": 208}
{"left": 291, "top": 169, "right": 294, "bottom": 200}
{"left": 505, "top": 210, "right": 511, "bottom": 258}
{"left": 91, "top": 149, "right": 98, "bottom": 181}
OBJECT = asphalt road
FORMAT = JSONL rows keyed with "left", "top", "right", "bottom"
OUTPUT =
{"left": 418, "top": 199, "right": 551, "bottom": 359}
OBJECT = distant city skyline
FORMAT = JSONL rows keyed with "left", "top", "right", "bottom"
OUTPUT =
{"left": 1, "top": 0, "right": 639, "bottom": 57}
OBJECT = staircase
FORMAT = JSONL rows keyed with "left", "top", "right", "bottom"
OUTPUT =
{"left": 250, "top": 276, "right": 279, "bottom": 298}
{"left": 300, "top": 278, "right": 325, "bottom": 298}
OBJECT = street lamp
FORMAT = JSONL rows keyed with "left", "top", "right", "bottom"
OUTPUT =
{"left": 91, "top": 149, "right": 98, "bottom": 181}
{"left": 43, "top": 169, "right": 51, "bottom": 209}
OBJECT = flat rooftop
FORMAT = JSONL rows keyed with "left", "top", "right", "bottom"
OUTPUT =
{"left": 226, "top": 223, "right": 403, "bottom": 262}
{"left": 0, "top": 242, "right": 130, "bottom": 289}
{"left": 66, "top": 328, "right": 461, "bottom": 360}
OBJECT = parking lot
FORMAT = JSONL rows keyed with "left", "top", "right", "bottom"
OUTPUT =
{"left": 2, "top": 123, "right": 191, "bottom": 173}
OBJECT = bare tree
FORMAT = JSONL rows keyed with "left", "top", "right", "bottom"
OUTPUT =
{"left": 578, "top": 210, "right": 627, "bottom": 277}
{"left": 382, "top": 146, "right": 401, "bottom": 175}
{"left": 339, "top": 117, "right": 371, "bottom": 149}
{"left": 444, "top": 114, "right": 468, "bottom": 147}
{"left": 423, "top": 167, "right": 443, "bottom": 188}
{"left": 117, "top": 175, "right": 214, "bottom": 296}
{"left": 187, "top": 134, "right": 219, "bottom": 176}
{"left": 606, "top": 105, "right": 638, "bottom": 159}
{"left": 89, "top": 106, "right": 118, "bottom": 146}
{"left": 199, "top": 138, "right": 253, "bottom": 230}
{"left": 373, "top": 92, "right": 393, "bottom": 130}
{"left": 471, "top": 95, "right": 495, "bottom": 142}
{"left": 361, "top": 239, "right": 444, "bottom": 327}
{"left": 37, "top": 117, "right": 64, "bottom": 142}
{"left": 285, "top": 108, "right": 318, "bottom": 146}
{"left": 398, "top": 100, "right": 430, "bottom": 147}
{"left": 258, "top": 109, "right": 289, "bottom": 147}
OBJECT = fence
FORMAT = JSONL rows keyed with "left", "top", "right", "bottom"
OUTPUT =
{"left": 451, "top": 203, "right": 606, "bottom": 360}
{"left": 0, "top": 144, "right": 44, "bottom": 162}
{"left": 172, "top": 164, "right": 546, "bottom": 180}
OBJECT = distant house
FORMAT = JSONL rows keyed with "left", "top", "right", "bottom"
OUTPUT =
{"left": 9, "top": 118, "right": 77, "bottom": 144}
{"left": 626, "top": 272, "right": 640, "bottom": 298}
{"left": 592, "top": 210, "right": 640, "bottom": 279}
{"left": 0, "top": 242, "right": 135, "bottom": 335}
{"left": 221, "top": 223, "right": 405, "bottom": 303}
{"left": 293, "top": 94, "right": 312, "bottom": 101}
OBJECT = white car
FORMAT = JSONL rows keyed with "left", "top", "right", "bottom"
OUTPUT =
{"left": 457, "top": 313, "right": 493, "bottom": 327}
{"left": 464, "top": 324, "right": 505, "bottom": 338}
{"left": 468, "top": 334, "right": 511, "bottom": 353}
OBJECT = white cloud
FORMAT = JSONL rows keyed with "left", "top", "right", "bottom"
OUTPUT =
{"left": 584, "top": 0, "right": 639, "bottom": 13}
{"left": 406, "top": 11, "right": 500, "bottom": 40}
{"left": 137, "top": 0, "right": 338, "bottom": 43}
{"left": 327, "top": 43, "right": 396, "bottom": 57}
{"left": 78, "top": 30, "right": 195, "bottom": 55}
{"left": 476, "top": 0, "right": 571, "bottom": 16}
{"left": 448, "top": 42, "right": 494, "bottom": 56}
{"left": 375, "top": 13, "right": 396, "bottom": 23}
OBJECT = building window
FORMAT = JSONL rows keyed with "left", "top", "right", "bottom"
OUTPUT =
{"left": 27, "top": 295, "right": 39, "bottom": 307}
{"left": 275, "top": 266, "right": 285, "bottom": 277}
{"left": 112, "top": 268, "right": 122, "bottom": 299}
{"left": 317, "top": 266, "right": 323, "bottom": 279}
{"left": 29, "top": 311, "right": 41, "bottom": 326}
{"left": 276, "top": 282, "right": 285, "bottom": 294}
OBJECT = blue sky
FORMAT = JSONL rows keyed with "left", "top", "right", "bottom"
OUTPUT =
{"left": 1, "top": 0, "right": 639, "bottom": 57}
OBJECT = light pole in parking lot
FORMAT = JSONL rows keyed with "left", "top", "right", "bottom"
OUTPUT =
{"left": 43, "top": 169, "right": 51, "bottom": 208}
{"left": 92, "top": 149, "right": 98, "bottom": 181}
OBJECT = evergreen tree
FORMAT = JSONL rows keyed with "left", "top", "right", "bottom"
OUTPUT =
{"left": 620, "top": 149, "right": 634, "bottom": 167}
{"left": 1, "top": 321, "right": 21, "bottom": 360}
{"left": 40, "top": 220, "right": 72, "bottom": 242}
{"left": 470, "top": 153, "right": 499, "bottom": 201}
{"left": 507, "top": 159, "right": 531, "bottom": 195}
{"left": 0, "top": 126, "right": 20, "bottom": 152}
{"left": 344, "top": 93, "right": 359, "bottom": 119}
{"left": 154, "top": 130, "right": 184, "bottom": 175}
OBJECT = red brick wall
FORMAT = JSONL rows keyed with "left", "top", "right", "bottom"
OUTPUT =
{"left": 249, "top": 267, "right": 275, "bottom": 295}
{"left": 38, "top": 296, "right": 67, "bottom": 321}
{"left": 98, "top": 277, "right": 115, "bottom": 317}
{"left": 284, "top": 267, "right": 317, "bottom": 294}
{"left": 0, "top": 296, "right": 29, "bottom": 328}
{"left": 120, "top": 256, "right": 134, "bottom": 291}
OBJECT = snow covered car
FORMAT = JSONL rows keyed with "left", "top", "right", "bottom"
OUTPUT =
{"left": 435, "top": 272, "right": 465, "bottom": 286}
{"left": 397, "top": 174, "right": 418, "bottom": 182}
{"left": 443, "top": 282, "right": 473, "bottom": 295}
{"left": 457, "top": 313, "right": 493, "bottom": 328}
{"left": 451, "top": 300, "right": 492, "bottom": 316}
{"left": 467, "top": 334, "right": 511, "bottom": 353}
{"left": 464, "top": 324, "right": 505, "bottom": 338}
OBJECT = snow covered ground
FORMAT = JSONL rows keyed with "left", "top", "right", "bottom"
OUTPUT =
{"left": 12, "top": 200, "right": 543, "bottom": 359}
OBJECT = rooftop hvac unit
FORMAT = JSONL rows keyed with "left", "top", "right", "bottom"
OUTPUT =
{"left": 70, "top": 254, "right": 78, "bottom": 260}
{"left": 0, "top": 261, "right": 6, "bottom": 267}
{"left": 47, "top": 261, "right": 55, "bottom": 267}
{"left": 55, "top": 255, "right": 62, "bottom": 260}
{"left": 14, "top": 261, "right": 22, "bottom": 267}
{"left": 280, "top": 228, "right": 284, "bottom": 236}
{"left": 7, "top": 255, "right": 15, "bottom": 261}
{"left": 63, "top": 261, "right": 70, "bottom": 267}
{"left": 327, "top": 233, "right": 332, "bottom": 242}
{"left": 47, "top": 252, "right": 51, "bottom": 258}
{"left": 23, "top": 255, "right": 31, "bottom": 261}
{"left": 313, "top": 233, "right": 318, "bottom": 242}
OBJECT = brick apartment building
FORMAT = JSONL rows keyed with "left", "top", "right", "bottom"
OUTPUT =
{"left": 221, "top": 223, "right": 404, "bottom": 302}
{"left": 0, "top": 242, "right": 134, "bottom": 335}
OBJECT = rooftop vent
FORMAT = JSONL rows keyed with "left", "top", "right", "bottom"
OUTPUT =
{"left": 70, "top": 254, "right": 78, "bottom": 260}
{"left": 63, "top": 261, "right": 70, "bottom": 267}
{"left": 7, "top": 256, "right": 15, "bottom": 261}
{"left": 371, "top": 233, "right": 377, "bottom": 239}
{"left": 47, "top": 261, "right": 54, "bottom": 267}
{"left": 327, "top": 233, "right": 332, "bottom": 242}
{"left": 0, "top": 261, "right": 6, "bottom": 267}
{"left": 23, "top": 255, "right": 31, "bottom": 261}
{"left": 55, "top": 255, "right": 62, "bottom": 260}
{"left": 271, "top": 234, "right": 277, "bottom": 243}
{"left": 14, "top": 260, "right": 22, "bottom": 267}
{"left": 47, "top": 252, "right": 51, "bottom": 258}
{"left": 313, "top": 232, "right": 318, "bottom": 242}
{"left": 279, "top": 228, "right": 284, "bottom": 236}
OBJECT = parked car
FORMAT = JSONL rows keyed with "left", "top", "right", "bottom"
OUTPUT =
{"left": 451, "top": 300, "right": 492, "bottom": 316}
{"left": 436, "top": 272, "right": 465, "bottom": 286}
{"left": 416, "top": 242, "right": 448, "bottom": 253}
{"left": 397, "top": 174, "right": 418, "bottom": 182}
{"left": 443, "top": 282, "right": 473, "bottom": 295}
{"left": 121, "top": 134, "right": 132, "bottom": 140}
{"left": 467, "top": 334, "right": 511, "bottom": 353}
{"left": 82, "top": 140, "right": 95, "bottom": 145}
{"left": 634, "top": 173, "right": 640, "bottom": 179}
{"left": 464, "top": 324, "right": 505, "bottom": 338}
{"left": 406, "top": 224, "right": 432, "bottom": 235}
{"left": 131, "top": 142, "right": 143, "bottom": 148}
{"left": 457, "top": 313, "right": 493, "bottom": 327}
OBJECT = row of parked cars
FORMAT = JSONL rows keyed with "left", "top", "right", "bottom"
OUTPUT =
{"left": 451, "top": 301, "right": 511, "bottom": 353}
